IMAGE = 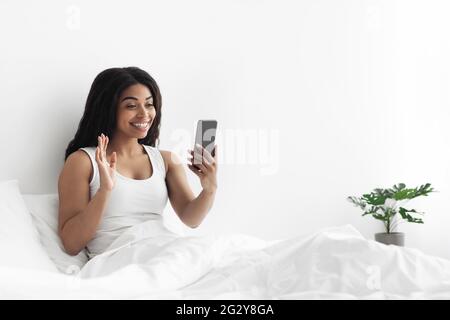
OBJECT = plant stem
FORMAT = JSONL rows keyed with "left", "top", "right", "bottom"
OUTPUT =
{"left": 390, "top": 216, "right": 403, "bottom": 232}
{"left": 386, "top": 209, "right": 391, "bottom": 233}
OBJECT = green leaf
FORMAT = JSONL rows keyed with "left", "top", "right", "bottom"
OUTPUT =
{"left": 348, "top": 183, "right": 433, "bottom": 226}
{"left": 347, "top": 196, "right": 366, "bottom": 210}
{"left": 399, "top": 207, "right": 424, "bottom": 224}
{"left": 362, "top": 192, "right": 386, "bottom": 206}
{"left": 372, "top": 213, "right": 387, "bottom": 221}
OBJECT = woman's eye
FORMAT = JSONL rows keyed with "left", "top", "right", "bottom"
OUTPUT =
{"left": 127, "top": 105, "right": 153, "bottom": 109}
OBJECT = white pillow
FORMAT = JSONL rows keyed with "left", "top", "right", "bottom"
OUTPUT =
{"left": 22, "top": 193, "right": 89, "bottom": 273}
{"left": 0, "top": 180, "right": 58, "bottom": 273}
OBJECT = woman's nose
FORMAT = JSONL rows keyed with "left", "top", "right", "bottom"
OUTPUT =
{"left": 137, "top": 105, "right": 149, "bottom": 115}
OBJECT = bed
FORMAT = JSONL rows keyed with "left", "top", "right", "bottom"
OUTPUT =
{"left": 1, "top": 179, "right": 450, "bottom": 299}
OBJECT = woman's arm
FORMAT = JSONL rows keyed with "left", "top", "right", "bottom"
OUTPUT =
{"left": 59, "top": 187, "right": 112, "bottom": 256}
{"left": 58, "top": 135, "right": 116, "bottom": 255}
{"left": 177, "top": 188, "right": 216, "bottom": 228}
{"left": 162, "top": 146, "right": 218, "bottom": 228}
{"left": 58, "top": 150, "right": 111, "bottom": 256}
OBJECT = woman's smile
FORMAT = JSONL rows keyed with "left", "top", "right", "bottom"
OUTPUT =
{"left": 130, "top": 121, "right": 151, "bottom": 132}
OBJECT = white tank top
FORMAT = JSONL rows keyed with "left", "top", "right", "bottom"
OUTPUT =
{"left": 79, "top": 145, "right": 169, "bottom": 259}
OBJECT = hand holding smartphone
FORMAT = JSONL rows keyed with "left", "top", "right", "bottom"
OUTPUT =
{"left": 193, "top": 120, "right": 217, "bottom": 167}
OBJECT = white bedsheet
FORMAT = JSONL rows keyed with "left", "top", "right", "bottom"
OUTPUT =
{"left": 1, "top": 224, "right": 450, "bottom": 299}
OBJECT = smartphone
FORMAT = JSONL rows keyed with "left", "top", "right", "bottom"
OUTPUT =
{"left": 193, "top": 120, "right": 217, "bottom": 166}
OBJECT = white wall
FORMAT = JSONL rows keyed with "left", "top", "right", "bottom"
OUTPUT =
{"left": 1, "top": 0, "right": 449, "bottom": 259}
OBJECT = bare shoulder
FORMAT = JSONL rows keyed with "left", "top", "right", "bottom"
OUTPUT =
{"left": 66, "top": 149, "right": 92, "bottom": 171}
{"left": 159, "top": 150, "right": 183, "bottom": 174}
{"left": 159, "top": 150, "right": 172, "bottom": 174}
{"left": 60, "top": 149, "right": 93, "bottom": 183}
{"left": 58, "top": 150, "right": 92, "bottom": 237}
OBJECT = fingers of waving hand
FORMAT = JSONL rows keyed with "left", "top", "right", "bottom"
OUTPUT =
{"left": 95, "top": 135, "right": 101, "bottom": 163}
{"left": 96, "top": 134, "right": 106, "bottom": 163}
{"left": 95, "top": 134, "right": 116, "bottom": 169}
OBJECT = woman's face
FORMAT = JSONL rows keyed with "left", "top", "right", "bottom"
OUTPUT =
{"left": 115, "top": 83, "right": 156, "bottom": 139}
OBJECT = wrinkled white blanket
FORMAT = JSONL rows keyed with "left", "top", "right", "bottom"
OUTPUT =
{"left": 1, "top": 223, "right": 450, "bottom": 299}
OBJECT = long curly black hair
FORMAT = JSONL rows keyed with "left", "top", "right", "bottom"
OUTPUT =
{"left": 64, "top": 67, "right": 162, "bottom": 161}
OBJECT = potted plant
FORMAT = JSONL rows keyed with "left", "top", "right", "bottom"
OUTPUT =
{"left": 347, "top": 183, "right": 434, "bottom": 246}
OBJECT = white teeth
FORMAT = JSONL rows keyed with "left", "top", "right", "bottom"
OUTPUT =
{"left": 131, "top": 122, "right": 149, "bottom": 128}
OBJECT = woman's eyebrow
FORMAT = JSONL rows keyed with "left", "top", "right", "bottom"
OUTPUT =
{"left": 121, "top": 96, "right": 153, "bottom": 102}
{"left": 121, "top": 96, "right": 137, "bottom": 102}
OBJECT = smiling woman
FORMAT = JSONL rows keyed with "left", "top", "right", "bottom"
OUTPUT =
{"left": 57, "top": 67, "right": 218, "bottom": 258}
{"left": 121, "top": 88, "right": 154, "bottom": 134}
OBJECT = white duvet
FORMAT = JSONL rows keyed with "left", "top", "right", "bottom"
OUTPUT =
{"left": 1, "top": 224, "right": 450, "bottom": 299}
